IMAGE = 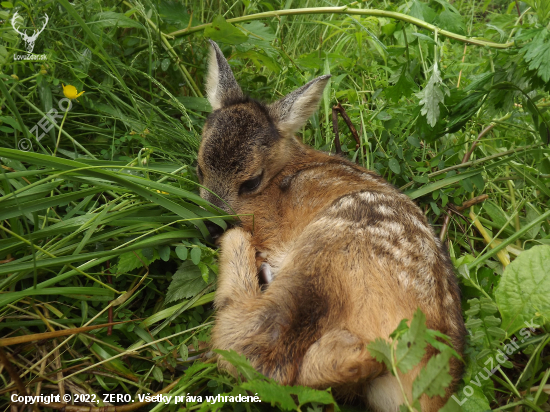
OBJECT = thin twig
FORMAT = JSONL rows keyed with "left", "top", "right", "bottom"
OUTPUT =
{"left": 332, "top": 103, "right": 364, "bottom": 161}
{"left": 457, "top": 194, "right": 489, "bottom": 211}
{"left": 332, "top": 106, "right": 342, "bottom": 155}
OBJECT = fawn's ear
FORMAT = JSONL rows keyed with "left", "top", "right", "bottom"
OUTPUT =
{"left": 268, "top": 75, "right": 331, "bottom": 136}
{"left": 206, "top": 40, "right": 243, "bottom": 110}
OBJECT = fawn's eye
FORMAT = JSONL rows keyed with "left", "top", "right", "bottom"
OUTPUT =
{"left": 197, "top": 166, "right": 204, "bottom": 182}
{"left": 239, "top": 172, "right": 263, "bottom": 195}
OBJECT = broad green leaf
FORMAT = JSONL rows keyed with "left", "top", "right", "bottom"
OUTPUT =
{"left": 158, "top": 245, "right": 170, "bottom": 262}
{"left": 495, "top": 245, "right": 550, "bottom": 335}
{"left": 386, "top": 67, "right": 416, "bottom": 103}
{"left": 215, "top": 349, "right": 260, "bottom": 381}
{"left": 521, "top": 28, "right": 550, "bottom": 82}
{"left": 483, "top": 200, "right": 509, "bottom": 229}
{"left": 367, "top": 338, "right": 392, "bottom": 370}
{"left": 439, "top": 396, "right": 462, "bottom": 412}
{"left": 296, "top": 387, "right": 335, "bottom": 407}
{"left": 241, "top": 21, "right": 276, "bottom": 42}
{"left": 158, "top": 0, "right": 201, "bottom": 26}
{"left": 165, "top": 261, "right": 209, "bottom": 303}
{"left": 388, "top": 158, "right": 401, "bottom": 174}
{"left": 190, "top": 247, "right": 202, "bottom": 265}
{"left": 395, "top": 309, "right": 428, "bottom": 373}
{"left": 179, "top": 344, "right": 189, "bottom": 361}
{"left": 152, "top": 366, "right": 163, "bottom": 382}
{"left": 204, "top": 15, "right": 248, "bottom": 45}
{"left": 457, "top": 384, "right": 491, "bottom": 412}
{"left": 409, "top": 0, "right": 437, "bottom": 23}
{"left": 436, "top": 9, "right": 466, "bottom": 34}
{"left": 117, "top": 248, "right": 159, "bottom": 274}
{"left": 240, "top": 380, "right": 297, "bottom": 410}
{"left": 412, "top": 349, "right": 453, "bottom": 400}
{"left": 175, "top": 245, "right": 188, "bottom": 260}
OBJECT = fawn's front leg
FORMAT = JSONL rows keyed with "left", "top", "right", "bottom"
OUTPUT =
{"left": 211, "top": 227, "right": 296, "bottom": 383}
{"left": 213, "top": 227, "right": 261, "bottom": 310}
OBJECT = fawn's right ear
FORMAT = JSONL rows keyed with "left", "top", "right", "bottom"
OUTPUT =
{"left": 206, "top": 40, "right": 243, "bottom": 110}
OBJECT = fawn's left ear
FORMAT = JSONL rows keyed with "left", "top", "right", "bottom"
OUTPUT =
{"left": 268, "top": 75, "right": 331, "bottom": 136}
{"left": 205, "top": 40, "right": 243, "bottom": 110}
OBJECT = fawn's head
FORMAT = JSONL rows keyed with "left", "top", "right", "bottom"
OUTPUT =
{"left": 197, "top": 40, "right": 330, "bottom": 215}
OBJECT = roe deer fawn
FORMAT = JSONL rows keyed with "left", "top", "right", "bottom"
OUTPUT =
{"left": 197, "top": 40, "right": 465, "bottom": 411}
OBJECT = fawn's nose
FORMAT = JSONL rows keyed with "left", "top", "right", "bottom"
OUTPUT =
{"left": 205, "top": 220, "right": 227, "bottom": 241}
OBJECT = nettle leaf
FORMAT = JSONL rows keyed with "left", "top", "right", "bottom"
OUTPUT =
{"left": 117, "top": 249, "right": 159, "bottom": 274}
{"left": 409, "top": 0, "right": 437, "bottom": 23}
{"left": 412, "top": 349, "right": 453, "bottom": 400}
{"left": 521, "top": 28, "right": 550, "bottom": 83}
{"left": 165, "top": 260, "right": 210, "bottom": 303}
{"left": 495, "top": 245, "right": 550, "bottom": 335}
{"left": 416, "top": 63, "right": 449, "bottom": 127}
{"left": 395, "top": 309, "right": 428, "bottom": 373}
{"left": 241, "top": 21, "right": 276, "bottom": 43}
{"left": 436, "top": 9, "right": 466, "bottom": 35}
{"left": 236, "top": 50, "right": 281, "bottom": 73}
{"left": 204, "top": 15, "right": 248, "bottom": 45}
{"left": 386, "top": 64, "right": 417, "bottom": 103}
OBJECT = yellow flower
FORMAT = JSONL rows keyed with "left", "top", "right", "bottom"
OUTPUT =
{"left": 62, "top": 84, "right": 85, "bottom": 100}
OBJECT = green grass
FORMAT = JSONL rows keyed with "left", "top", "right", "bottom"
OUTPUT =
{"left": 0, "top": 0, "right": 549, "bottom": 411}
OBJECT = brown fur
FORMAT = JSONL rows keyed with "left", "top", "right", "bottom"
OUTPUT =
{"left": 197, "top": 41, "right": 466, "bottom": 411}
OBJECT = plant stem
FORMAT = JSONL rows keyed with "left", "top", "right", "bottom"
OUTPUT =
{"left": 53, "top": 107, "right": 70, "bottom": 157}
{"left": 167, "top": 6, "right": 515, "bottom": 49}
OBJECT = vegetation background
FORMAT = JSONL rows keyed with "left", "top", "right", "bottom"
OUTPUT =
{"left": 0, "top": 0, "right": 549, "bottom": 410}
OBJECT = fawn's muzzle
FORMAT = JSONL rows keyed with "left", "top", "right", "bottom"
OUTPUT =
{"left": 205, "top": 220, "right": 228, "bottom": 241}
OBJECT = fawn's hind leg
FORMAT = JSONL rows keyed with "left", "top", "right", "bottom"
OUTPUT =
{"left": 296, "top": 329, "right": 385, "bottom": 389}
{"left": 211, "top": 227, "right": 298, "bottom": 382}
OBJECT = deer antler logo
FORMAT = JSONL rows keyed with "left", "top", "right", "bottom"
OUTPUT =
{"left": 11, "top": 12, "right": 49, "bottom": 54}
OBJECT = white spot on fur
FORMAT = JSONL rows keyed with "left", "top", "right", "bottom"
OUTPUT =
{"left": 376, "top": 204, "right": 395, "bottom": 216}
